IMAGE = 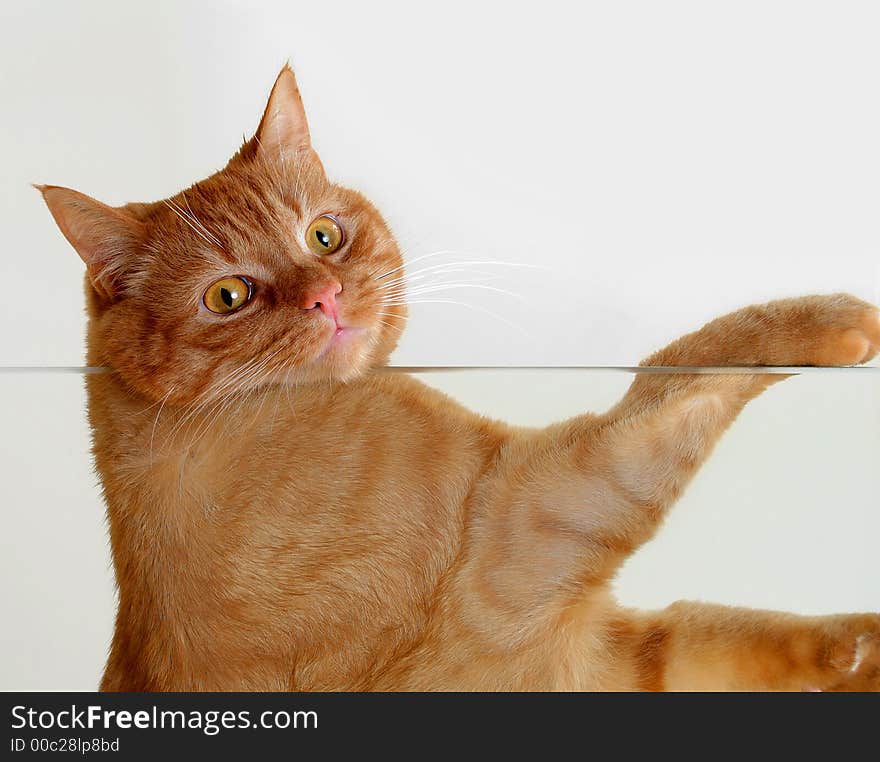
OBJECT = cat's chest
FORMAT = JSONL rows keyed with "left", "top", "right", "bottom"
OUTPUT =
{"left": 108, "top": 416, "right": 440, "bottom": 593}
{"left": 92, "top": 383, "right": 464, "bottom": 688}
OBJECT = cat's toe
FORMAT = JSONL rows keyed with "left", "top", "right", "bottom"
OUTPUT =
{"left": 824, "top": 645, "right": 880, "bottom": 691}
{"left": 860, "top": 307, "right": 880, "bottom": 361}
{"left": 821, "top": 617, "right": 880, "bottom": 691}
{"left": 812, "top": 298, "right": 880, "bottom": 366}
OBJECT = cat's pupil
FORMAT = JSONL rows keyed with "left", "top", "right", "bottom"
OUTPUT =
{"left": 221, "top": 287, "right": 234, "bottom": 307}
{"left": 316, "top": 230, "right": 329, "bottom": 247}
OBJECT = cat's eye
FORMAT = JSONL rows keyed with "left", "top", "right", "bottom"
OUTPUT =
{"left": 203, "top": 276, "right": 252, "bottom": 314}
{"left": 305, "top": 215, "right": 344, "bottom": 256}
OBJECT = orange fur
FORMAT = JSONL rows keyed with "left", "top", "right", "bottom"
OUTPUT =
{"left": 39, "top": 66, "right": 880, "bottom": 691}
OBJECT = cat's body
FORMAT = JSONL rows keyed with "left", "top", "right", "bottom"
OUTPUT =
{"left": 90, "top": 365, "right": 494, "bottom": 690}
{"left": 43, "top": 67, "right": 880, "bottom": 691}
{"left": 89, "top": 300, "right": 880, "bottom": 691}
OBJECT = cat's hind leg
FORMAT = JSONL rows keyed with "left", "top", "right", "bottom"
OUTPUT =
{"left": 615, "top": 602, "right": 880, "bottom": 691}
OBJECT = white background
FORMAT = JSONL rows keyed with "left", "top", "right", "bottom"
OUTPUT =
{"left": 2, "top": 0, "right": 879, "bottom": 366}
{"left": 0, "top": 1, "right": 878, "bottom": 690}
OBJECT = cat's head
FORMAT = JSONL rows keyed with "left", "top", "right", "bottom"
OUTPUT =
{"left": 39, "top": 66, "right": 406, "bottom": 404}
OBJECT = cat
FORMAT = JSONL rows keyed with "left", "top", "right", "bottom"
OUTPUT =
{"left": 39, "top": 65, "right": 880, "bottom": 691}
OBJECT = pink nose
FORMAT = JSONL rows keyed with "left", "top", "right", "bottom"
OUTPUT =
{"left": 301, "top": 280, "right": 342, "bottom": 320}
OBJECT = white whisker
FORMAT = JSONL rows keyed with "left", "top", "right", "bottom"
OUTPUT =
{"left": 163, "top": 199, "right": 221, "bottom": 251}
{"left": 398, "top": 283, "right": 526, "bottom": 302}
{"left": 149, "top": 386, "right": 176, "bottom": 465}
{"left": 382, "top": 297, "right": 530, "bottom": 335}
{"left": 180, "top": 192, "right": 223, "bottom": 247}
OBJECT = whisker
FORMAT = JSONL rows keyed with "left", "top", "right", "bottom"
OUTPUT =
{"left": 382, "top": 297, "right": 530, "bottom": 336}
{"left": 180, "top": 192, "right": 223, "bottom": 247}
{"left": 182, "top": 349, "right": 284, "bottom": 449}
{"left": 163, "top": 199, "right": 221, "bottom": 251}
{"left": 371, "top": 250, "right": 461, "bottom": 281}
{"left": 377, "top": 259, "right": 547, "bottom": 290}
{"left": 374, "top": 249, "right": 550, "bottom": 283}
{"left": 166, "top": 355, "right": 266, "bottom": 443}
{"left": 396, "top": 283, "right": 526, "bottom": 302}
{"left": 148, "top": 386, "right": 176, "bottom": 465}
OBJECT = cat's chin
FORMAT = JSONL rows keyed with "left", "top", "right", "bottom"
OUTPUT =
{"left": 278, "top": 325, "right": 382, "bottom": 386}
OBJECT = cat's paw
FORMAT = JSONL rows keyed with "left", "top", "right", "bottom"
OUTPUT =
{"left": 808, "top": 614, "right": 880, "bottom": 692}
{"left": 807, "top": 294, "right": 880, "bottom": 366}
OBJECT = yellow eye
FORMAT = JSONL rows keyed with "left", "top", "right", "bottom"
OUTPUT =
{"left": 203, "top": 277, "right": 252, "bottom": 314}
{"left": 306, "top": 215, "right": 344, "bottom": 256}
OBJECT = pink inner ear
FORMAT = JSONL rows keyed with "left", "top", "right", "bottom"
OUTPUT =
{"left": 38, "top": 184, "right": 142, "bottom": 297}
{"left": 255, "top": 65, "right": 312, "bottom": 158}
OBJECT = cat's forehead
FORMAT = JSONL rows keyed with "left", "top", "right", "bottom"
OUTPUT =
{"left": 183, "top": 163, "right": 337, "bottom": 233}
{"left": 148, "top": 168, "right": 372, "bottom": 275}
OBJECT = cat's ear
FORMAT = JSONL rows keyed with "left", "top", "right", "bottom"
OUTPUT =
{"left": 37, "top": 184, "right": 143, "bottom": 300}
{"left": 254, "top": 64, "right": 313, "bottom": 160}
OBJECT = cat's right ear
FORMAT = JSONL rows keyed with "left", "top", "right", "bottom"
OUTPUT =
{"left": 37, "top": 185, "right": 143, "bottom": 300}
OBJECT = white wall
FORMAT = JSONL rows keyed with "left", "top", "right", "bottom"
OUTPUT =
{"left": 2, "top": 0, "right": 878, "bottom": 366}
{"left": 0, "top": 2, "right": 877, "bottom": 690}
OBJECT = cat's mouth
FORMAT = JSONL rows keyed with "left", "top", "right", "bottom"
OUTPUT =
{"left": 308, "top": 290, "right": 384, "bottom": 363}
{"left": 315, "top": 321, "right": 367, "bottom": 360}
{"left": 328, "top": 324, "right": 365, "bottom": 347}
{"left": 297, "top": 291, "right": 399, "bottom": 379}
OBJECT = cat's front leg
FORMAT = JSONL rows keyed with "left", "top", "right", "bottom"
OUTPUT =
{"left": 584, "top": 293, "right": 878, "bottom": 535}
{"left": 457, "top": 295, "right": 878, "bottom": 647}
{"left": 599, "top": 293, "right": 880, "bottom": 510}
{"left": 616, "top": 293, "right": 880, "bottom": 418}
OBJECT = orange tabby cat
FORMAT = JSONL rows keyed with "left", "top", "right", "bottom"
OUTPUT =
{"left": 40, "top": 66, "right": 880, "bottom": 691}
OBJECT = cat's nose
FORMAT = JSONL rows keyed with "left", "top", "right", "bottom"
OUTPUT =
{"left": 301, "top": 280, "right": 342, "bottom": 320}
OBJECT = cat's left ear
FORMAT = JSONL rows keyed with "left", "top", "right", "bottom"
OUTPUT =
{"left": 254, "top": 64, "right": 313, "bottom": 160}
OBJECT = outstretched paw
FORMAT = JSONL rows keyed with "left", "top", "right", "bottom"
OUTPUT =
{"left": 807, "top": 614, "right": 880, "bottom": 692}
{"left": 822, "top": 635, "right": 880, "bottom": 691}
{"left": 808, "top": 294, "right": 880, "bottom": 366}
